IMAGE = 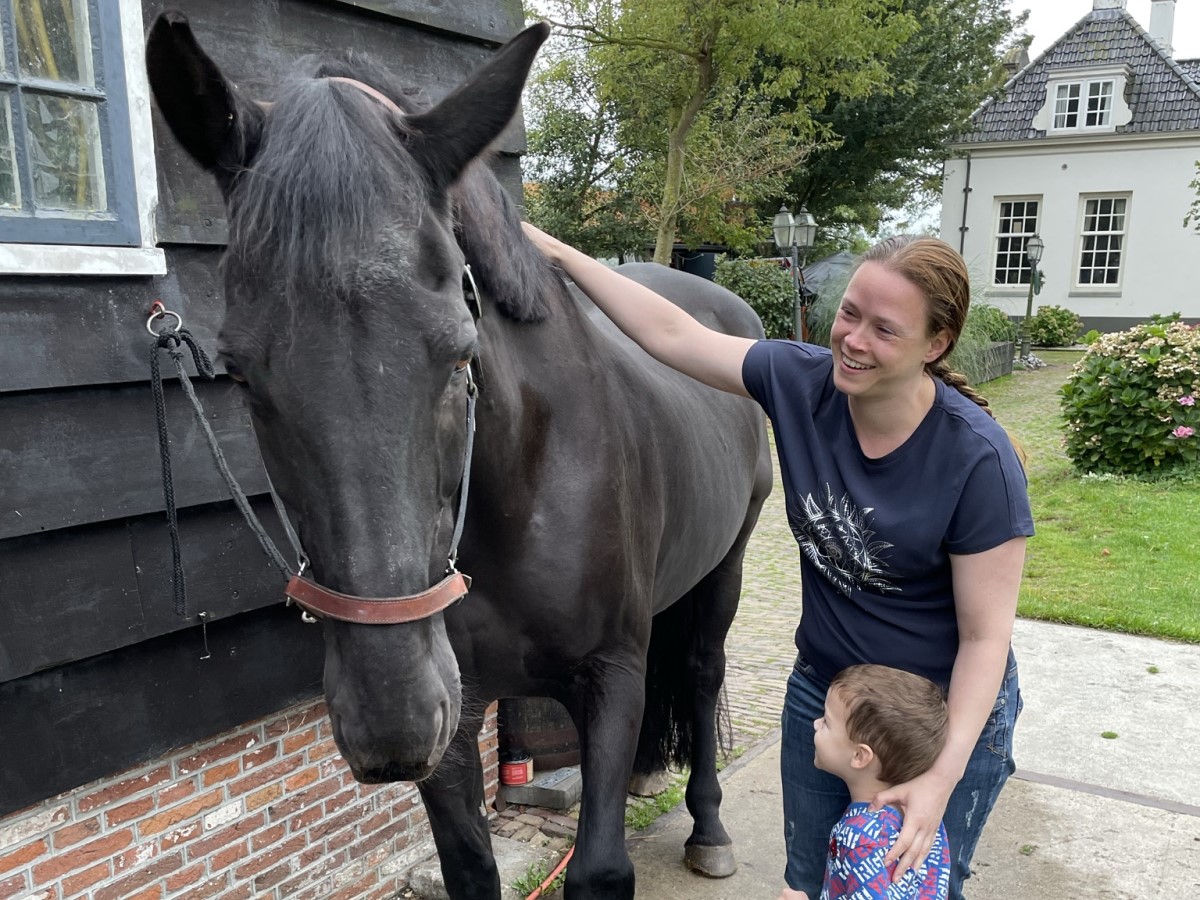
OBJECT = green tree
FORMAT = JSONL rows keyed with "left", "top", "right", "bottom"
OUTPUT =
{"left": 782, "top": 0, "right": 1027, "bottom": 243}
{"left": 522, "top": 51, "right": 650, "bottom": 259}
{"left": 538, "top": 0, "right": 915, "bottom": 264}
{"left": 1185, "top": 161, "right": 1200, "bottom": 233}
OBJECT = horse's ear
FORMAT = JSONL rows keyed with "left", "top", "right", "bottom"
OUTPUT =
{"left": 145, "top": 11, "right": 264, "bottom": 196}
{"left": 406, "top": 22, "right": 549, "bottom": 188}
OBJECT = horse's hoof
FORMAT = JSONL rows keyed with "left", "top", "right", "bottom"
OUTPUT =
{"left": 627, "top": 769, "right": 673, "bottom": 797}
{"left": 684, "top": 843, "right": 737, "bottom": 878}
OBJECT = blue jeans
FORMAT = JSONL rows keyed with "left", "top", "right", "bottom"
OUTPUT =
{"left": 780, "top": 651, "right": 1021, "bottom": 899}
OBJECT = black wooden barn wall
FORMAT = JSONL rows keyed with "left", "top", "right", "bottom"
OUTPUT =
{"left": 0, "top": 0, "right": 525, "bottom": 818}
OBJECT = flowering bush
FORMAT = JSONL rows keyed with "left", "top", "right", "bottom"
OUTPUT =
{"left": 1060, "top": 318, "right": 1200, "bottom": 476}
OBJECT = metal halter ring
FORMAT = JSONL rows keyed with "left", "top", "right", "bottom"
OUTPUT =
{"left": 147, "top": 304, "right": 183, "bottom": 336}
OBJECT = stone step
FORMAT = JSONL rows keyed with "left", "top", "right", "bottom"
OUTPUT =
{"left": 498, "top": 766, "right": 582, "bottom": 810}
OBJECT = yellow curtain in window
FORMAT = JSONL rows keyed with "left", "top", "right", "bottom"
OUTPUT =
{"left": 14, "top": 0, "right": 91, "bottom": 207}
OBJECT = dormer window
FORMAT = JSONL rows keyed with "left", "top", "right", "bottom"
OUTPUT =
{"left": 1053, "top": 80, "right": 1115, "bottom": 129}
{"left": 1033, "top": 65, "right": 1133, "bottom": 135}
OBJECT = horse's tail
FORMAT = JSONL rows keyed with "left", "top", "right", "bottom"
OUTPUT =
{"left": 632, "top": 590, "right": 732, "bottom": 778}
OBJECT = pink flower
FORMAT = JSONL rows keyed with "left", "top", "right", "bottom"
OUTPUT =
{"left": 1180, "top": 395, "right": 1196, "bottom": 406}
{"left": 1172, "top": 425, "right": 1195, "bottom": 439}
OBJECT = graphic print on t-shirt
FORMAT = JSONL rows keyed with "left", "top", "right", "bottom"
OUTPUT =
{"left": 790, "top": 484, "right": 900, "bottom": 597}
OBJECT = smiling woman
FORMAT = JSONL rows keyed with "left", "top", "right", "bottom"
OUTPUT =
{"left": 524, "top": 225, "right": 1033, "bottom": 900}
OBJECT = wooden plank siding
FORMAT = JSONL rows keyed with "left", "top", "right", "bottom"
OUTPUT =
{"left": 0, "top": 0, "right": 525, "bottom": 816}
{"left": 145, "top": 0, "right": 527, "bottom": 246}
{"left": 1, "top": 380, "right": 268, "bottom": 540}
{"left": 0, "top": 606, "right": 325, "bottom": 818}
{"left": 0, "top": 498, "right": 292, "bottom": 683}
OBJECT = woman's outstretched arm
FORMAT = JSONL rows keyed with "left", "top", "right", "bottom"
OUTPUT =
{"left": 522, "top": 223, "right": 756, "bottom": 397}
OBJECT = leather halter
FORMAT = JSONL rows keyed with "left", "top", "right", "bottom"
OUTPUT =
{"left": 285, "top": 571, "right": 472, "bottom": 625}
{"left": 325, "top": 76, "right": 407, "bottom": 120}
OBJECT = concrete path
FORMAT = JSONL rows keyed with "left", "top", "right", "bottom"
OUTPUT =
{"left": 631, "top": 619, "right": 1200, "bottom": 899}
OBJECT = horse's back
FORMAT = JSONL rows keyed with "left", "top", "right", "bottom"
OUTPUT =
{"left": 614, "top": 262, "right": 766, "bottom": 341}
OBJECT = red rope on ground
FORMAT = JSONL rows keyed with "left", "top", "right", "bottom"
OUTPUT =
{"left": 525, "top": 845, "right": 574, "bottom": 900}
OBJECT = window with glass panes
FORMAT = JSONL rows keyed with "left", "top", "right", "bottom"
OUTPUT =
{"left": 993, "top": 199, "right": 1040, "bottom": 286}
{"left": 0, "top": 0, "right": 139, "bottom": 245}
{"left": 1078, "top": 196, "right": 1127, "bottom": 286}
{"left": 1053, "top": 80, "right": 1113, "bottom": 130}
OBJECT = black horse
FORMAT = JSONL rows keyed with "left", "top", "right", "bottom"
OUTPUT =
{"left": 147, "top": 16, "right": 771, "bottom": 899}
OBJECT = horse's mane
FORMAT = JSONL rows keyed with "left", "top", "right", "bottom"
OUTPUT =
{"left": 226, "top": 52, "right": 556, "bottom": 322}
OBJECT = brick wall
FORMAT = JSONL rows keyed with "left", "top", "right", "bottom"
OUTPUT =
{"left": 0, "top": 700, "right": 499, "bottom": 900}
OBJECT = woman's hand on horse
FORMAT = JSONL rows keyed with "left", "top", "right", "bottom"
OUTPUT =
{"left": 522, "top": 221, "right": 565, "bottom": 266}
{"left": 870, "top": 767, "right": 956, "bottom": 883}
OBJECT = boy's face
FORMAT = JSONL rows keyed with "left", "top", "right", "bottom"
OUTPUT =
{"left": 813, "top": 687, "right": 860, "bottom": 778}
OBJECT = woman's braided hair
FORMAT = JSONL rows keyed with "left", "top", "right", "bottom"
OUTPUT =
{"left": 859, "top": 235, "right": 995, "bottom": 418}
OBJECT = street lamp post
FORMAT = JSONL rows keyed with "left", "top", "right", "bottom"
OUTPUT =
{"left": 772, "top": 205, "right": 818, "bottom": 341}
{"left": 1019, "top": 233, "right": 1045, "bottom": 360}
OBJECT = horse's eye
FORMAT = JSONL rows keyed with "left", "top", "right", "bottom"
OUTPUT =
{"left": 224, "top": 361, "right": 248, "bottom": 384}
{"left": 453, "top": 358, "right": 471, "bottom": 374}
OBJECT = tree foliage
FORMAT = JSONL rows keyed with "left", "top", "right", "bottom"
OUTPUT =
{"left": 783, "top": 0, "right": 1028, "bottom": 242}
{"left": 533, "top": 0, "right": 915, "bottom": 263}
{"left": 522, "top": 51, "right": 649, "bottom": 259}
{"left": 1185, "top": 161, "right": 1200, "bottom": 234}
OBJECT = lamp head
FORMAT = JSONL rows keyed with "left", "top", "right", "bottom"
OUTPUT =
{"left": 1026, "top": 233, "right": 1045, "bottom": 264}
{"left": 772, "top": 205, "right": 795, "bottom": 250}
{"left": 795, "top": 206, "right": 818, "bottom": 251}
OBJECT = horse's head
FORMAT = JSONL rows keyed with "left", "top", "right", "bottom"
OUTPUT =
{"left": 146, "top": 13, "right": 548, "bottom": 782}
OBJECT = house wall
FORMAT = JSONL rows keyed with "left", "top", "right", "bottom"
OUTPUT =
{"left": 941, "top": 135, "right": 1200, "bottom": 332}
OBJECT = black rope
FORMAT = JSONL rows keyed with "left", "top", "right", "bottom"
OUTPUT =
{"left": 147, "top": 266, "right": 481, "bottom": 620}
{"left": 151, "top": 325, "right": 293, "bottom": 618}
{"left": 150, "top": 327, "right": 211, "bottom": 617}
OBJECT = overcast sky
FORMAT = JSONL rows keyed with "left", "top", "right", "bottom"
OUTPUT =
{"left": 1019, "top": 0, "right": 1200, "bottom": 60}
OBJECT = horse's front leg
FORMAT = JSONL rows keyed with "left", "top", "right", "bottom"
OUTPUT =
{"left": 563, "top": 658, "right": 646, "bottom": 900}
{"left": 417, "top": 704, "right": 500, "bottom": 900}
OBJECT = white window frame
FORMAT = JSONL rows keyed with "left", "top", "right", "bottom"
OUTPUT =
{"left": 992, "top": 196, "right": 1042, "bottom": 288}
{"left": 1075, "top": 193, "right": 1130, "bottom": 291}
{"left": 0, "top": 0, "right": 164, "bottom": 275}
{"left": 1052, "top": 79, "right": 1114, "bottom": 131}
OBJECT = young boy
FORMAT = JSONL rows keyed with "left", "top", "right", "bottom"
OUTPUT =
{"left": 781, "top": 664, "right": 952, "bottom": 900}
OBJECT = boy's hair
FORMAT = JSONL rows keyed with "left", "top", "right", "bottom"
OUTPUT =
{"left": 830, "top": 664, "right": 949, "bottom": 786}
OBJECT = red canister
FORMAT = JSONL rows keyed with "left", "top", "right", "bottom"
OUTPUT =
{"left": 499, "top": 754, "right": 534, "bottom": 786}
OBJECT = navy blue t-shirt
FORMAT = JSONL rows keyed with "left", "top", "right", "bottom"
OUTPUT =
{"left": 742, "top": 340, "right": 1034, "bottom": 688}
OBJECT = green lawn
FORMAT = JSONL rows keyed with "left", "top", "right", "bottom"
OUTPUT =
{"left": 982, "top": 350, "right": 1200, "bottom": 643}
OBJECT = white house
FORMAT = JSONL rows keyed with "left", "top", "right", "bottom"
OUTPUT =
{"left": 940, "top": 0, "right": 1200, "bottom": 331}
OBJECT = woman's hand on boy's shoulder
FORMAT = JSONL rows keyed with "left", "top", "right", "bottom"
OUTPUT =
{"left": 776, "top": 888, "right": 809, "bottom": 900}
{"left": 869, "top": 768, "right": 956, "bottom": 884}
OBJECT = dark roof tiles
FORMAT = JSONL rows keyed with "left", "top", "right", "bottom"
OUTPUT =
{"left": 957, "top": 8, "right": 1200, "bottom": 143}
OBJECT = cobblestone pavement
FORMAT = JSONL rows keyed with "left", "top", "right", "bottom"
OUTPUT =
{"left": 723, "top": 429, "right": 796, "bottom": 751}
{"left": 490, "top": 429, "right": 799, "bottom": 845}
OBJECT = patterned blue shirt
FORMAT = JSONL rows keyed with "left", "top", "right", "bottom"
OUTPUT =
{"left": 821, "top": 803, "right": 950, "bottom": 900}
